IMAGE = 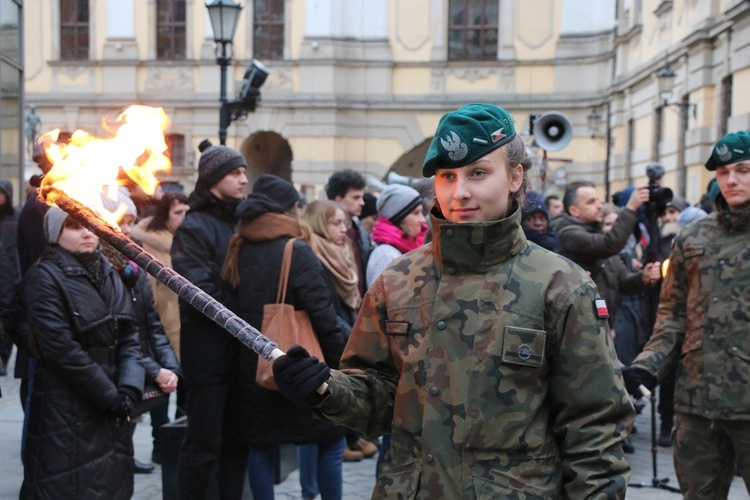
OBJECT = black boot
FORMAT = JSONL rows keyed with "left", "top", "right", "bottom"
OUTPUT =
{"left": 134, "top": 458, "right": 155, "bottom": 474}
{"left": 621, "top": 437, "right": 635, "bottom": 454}
{"left": 658, "top": 426, "right": 673, "bottom": 447}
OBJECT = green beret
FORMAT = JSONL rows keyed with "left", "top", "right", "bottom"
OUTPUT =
{"left": 422, "top": 104, "right": 516, "bottom": 177}
{"left": 705, "top": 131, "right": 750, "bottom": 171}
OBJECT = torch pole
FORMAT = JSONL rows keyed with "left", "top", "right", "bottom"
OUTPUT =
{"left": 40, "top": 185, "right": 281, "bottom": 362}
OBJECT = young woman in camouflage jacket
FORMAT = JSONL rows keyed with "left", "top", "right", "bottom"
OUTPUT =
{"left": 274, "top": 104, "right": 635, "bottom": 499}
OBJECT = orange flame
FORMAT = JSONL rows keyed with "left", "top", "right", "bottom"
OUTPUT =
{"left": 662, "top": 259, "right": 669, "bottom": 278}
{"left": 40, "top": 105, "right": 172, "bottom": 226}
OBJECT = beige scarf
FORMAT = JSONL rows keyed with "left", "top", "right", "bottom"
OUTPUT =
{"left": 311, "top": 233, "right": 361, "bottom": 311}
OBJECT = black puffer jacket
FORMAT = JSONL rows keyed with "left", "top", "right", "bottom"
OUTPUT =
{"left": 21, "top": 246, "right": 144, "bottom": 499}
{"left": 171, "top": 189, "right": 239, "bottom": 386}
{"left": 236, "top": 237, "right": 348, "bottom": 445}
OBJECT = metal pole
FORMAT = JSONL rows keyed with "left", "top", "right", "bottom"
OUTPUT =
{"left": 604, "top": 101, "right": 612, "bottom": 203}
{"left": 218, "top": 41, "right": 230, "bottom": 146}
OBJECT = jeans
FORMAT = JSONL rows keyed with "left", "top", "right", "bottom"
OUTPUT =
{"left": 150, "top": 399, "right": 169, "bottom": 450}
{"left": 296, "top": 438, "right": 346, "bottom": 500}
{"left": 247, "top": 444, "right": 278, "bottom": 500}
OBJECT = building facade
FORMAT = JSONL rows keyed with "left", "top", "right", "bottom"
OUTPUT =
{"left": 1, "top": 0, "right": 23, "bottom": 205}
{"left": 21, "top": 0, "right": 750, "bottom": 204}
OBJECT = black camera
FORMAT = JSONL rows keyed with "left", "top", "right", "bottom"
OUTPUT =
{"left": 645, "top": 163, "right": 673, "bottom": 219}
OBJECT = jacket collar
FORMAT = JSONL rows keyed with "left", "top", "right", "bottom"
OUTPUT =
{"left": 715, "top": 195, "right": 750, "bottom": 232}
{"left": 44, "top": 246, "right": 113, "bottom": 277}
{"left": 430, "top": 204, "right": 528, "bottom": 274}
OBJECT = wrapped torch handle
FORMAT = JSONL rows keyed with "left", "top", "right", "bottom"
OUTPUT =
{"left": 41, "top": 186, "right": 328, "bottom": 395}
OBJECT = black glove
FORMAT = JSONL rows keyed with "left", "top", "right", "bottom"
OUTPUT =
{"left": 108, "top": 391, "right": 135, "bottom": 421}
{"left": 621, "top": 366, "right": 656, "bottom": 398}
{"left": 272, "top": 344, "right": 331, "bottom": 407}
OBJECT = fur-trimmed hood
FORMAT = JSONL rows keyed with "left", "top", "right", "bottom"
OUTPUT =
{"left": 131, "top": 217, "right": 173, "bottom": 255}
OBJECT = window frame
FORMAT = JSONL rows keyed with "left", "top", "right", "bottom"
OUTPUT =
{"left": 447, "top": 0, "right": 499, "bottom": 61}
{"left": 252, "top": 0, "right": 285, "bottom": 61}
{"left": 156, "top": 0, "right": 187, "bottom": 61}
{"left": 60, "top": 0, "right": 90, "bottom": 61}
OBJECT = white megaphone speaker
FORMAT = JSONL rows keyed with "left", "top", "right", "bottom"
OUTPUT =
{"left": 366, "top": 175, "right": 387, "bottom": 192}
{"left": 533, "top": 112, "right": 573, "bottom": 152}
{"left": 386, "top": 171, "right": 418, "bottom": 187}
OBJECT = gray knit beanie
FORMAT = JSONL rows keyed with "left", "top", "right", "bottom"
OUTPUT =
{"left": 376, "top": 185, "right": 422, "bottom": 225}
{"left": 197, "top": 139, "right": 247, "bottom": 187}
{"left": 44, "top": 206, "right": 69, "bottom": 244}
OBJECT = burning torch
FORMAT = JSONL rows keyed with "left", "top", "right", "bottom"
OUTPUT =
{"left": 37, "top": 106, "right": 326, "bottom": 392}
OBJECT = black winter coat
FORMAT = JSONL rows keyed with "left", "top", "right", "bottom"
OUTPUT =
{"left": 21, "top": 247, "right": 145, "bottom": 499}
{"left": 171, "top": 192, "right": 239, "bottom": 386}
{"left": 236, "top": 237, "right": 348, "bottom": 446}
{"left": 555, "top": 209, "right": 638, "bottom": 277}
{"left": 128, "top": 270, "right": 182, "bottom": 382}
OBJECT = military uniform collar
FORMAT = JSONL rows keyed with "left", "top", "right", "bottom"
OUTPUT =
{"left": 716, "top": 195, "right": 750, "bottom": 232}
{"left": 430, "top": 204, "right": 528, "bottom": 274}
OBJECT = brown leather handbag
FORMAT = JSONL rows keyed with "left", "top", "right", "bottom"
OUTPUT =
{"left": 255, "top": 238, "right": 326, "bottom": 390}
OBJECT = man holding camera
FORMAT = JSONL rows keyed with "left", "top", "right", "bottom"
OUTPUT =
{"left": 623, "top": 131, "right": 750, "bottom": 497}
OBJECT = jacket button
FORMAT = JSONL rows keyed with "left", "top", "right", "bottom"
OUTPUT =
{"left": 446, "top": 267, "right": 456, "bottom": 275}
{"left": 445, "top": 229, "right": 454, "bottom": 237}
{"left": 429, "top": 386, "right": 439, "bottom": 396}
{"left": 436, "top": 321, "right": 446, "bottom": 330}
{"left": 713, "top": 297, "right": 719, "bottom": 302}
{"left": 426, "top": 454, "right": 434, "bottom": 463}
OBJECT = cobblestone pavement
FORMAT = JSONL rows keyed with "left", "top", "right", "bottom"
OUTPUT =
{"left": 1, "top": 349, "right": 746, "bottom": 499}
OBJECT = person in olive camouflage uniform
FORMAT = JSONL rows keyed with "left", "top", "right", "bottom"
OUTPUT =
{"left": 624, "top": 130, "right": 750, "bottom": 498}
{"left": 274, "top": 104, "right": 635, "bottom": 499}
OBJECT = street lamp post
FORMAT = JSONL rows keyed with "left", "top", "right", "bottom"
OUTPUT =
{"left": 587, "top": 104, "right": 613, "bottom": 202}
{"left": 206, "top": 0, "right": 243, "bottom": 145}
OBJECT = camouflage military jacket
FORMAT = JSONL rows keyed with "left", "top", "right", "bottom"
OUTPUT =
{"left": 633, "top": 203, "right": 750, "bottom": 420}
{"left": 319, "top": 208, "right": 634, "bottom": 499}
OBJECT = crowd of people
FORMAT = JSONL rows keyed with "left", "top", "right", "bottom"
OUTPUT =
{"left": 0, "top": 104, "right": 747, "bottom": 499}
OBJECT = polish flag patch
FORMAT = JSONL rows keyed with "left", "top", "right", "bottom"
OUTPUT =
{"left": 491, "top": 128, "right": 506, "bottom": 142}
{"left": 594, "top": 299, "right": 609, "bottom": 319}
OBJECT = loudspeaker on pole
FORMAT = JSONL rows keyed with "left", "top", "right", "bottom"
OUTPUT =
{"left": 534, "top": 112, "right": 573, "bottom": 152}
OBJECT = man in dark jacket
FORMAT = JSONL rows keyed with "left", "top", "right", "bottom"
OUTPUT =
{"left": 326, "top": 169, "right": 373, "bottom": 297}
{"left": 521, "top": 190, "right": 558, "bottom": 252}
{"left": 556, "top": 180, "right": 649, "bottom": 276}
{"left": 172, "top": 140, "right": 249, "bottom": 499}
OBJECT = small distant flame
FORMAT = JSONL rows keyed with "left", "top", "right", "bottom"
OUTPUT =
{"left": 662, "top": 259, "right": 670, "bottom": 278}
{"left": 40, "top": 105, "right": 171, "bottom": 226}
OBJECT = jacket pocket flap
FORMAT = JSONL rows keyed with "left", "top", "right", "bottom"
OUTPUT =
{"left": 502, "top": 326, "right": 546, "bottom": 367}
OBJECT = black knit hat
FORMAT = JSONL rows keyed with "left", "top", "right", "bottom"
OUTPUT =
{"left": 197, "top": 139, "right": 247, "bottom": 187}
{"left": 236, "top": 174, "right": 300, "bottom": 221}
{"left": 361, "top": 192, "right": 378, "bottom": 219}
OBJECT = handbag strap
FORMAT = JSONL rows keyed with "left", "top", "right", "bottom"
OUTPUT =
{"left": 275, "top": 238, "right": 296, "bottom": 304}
